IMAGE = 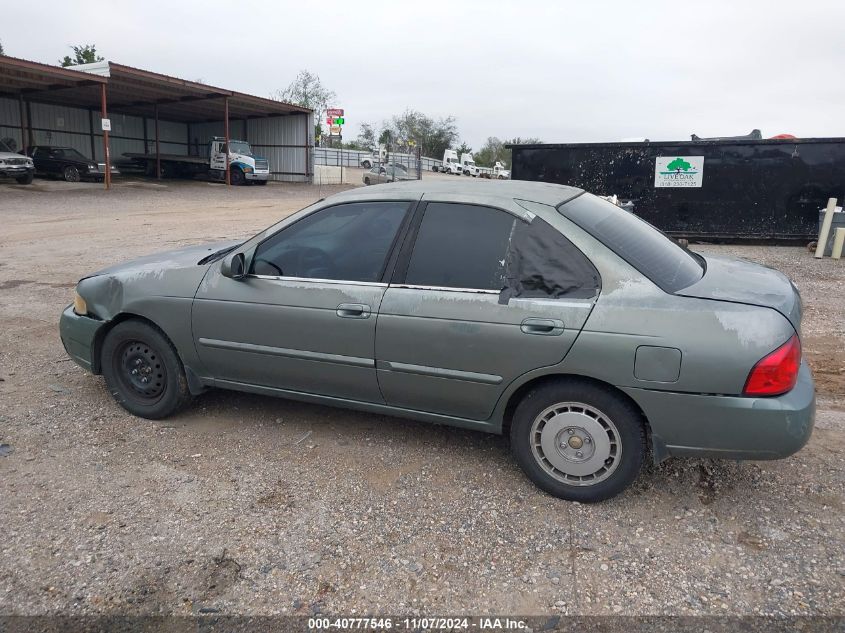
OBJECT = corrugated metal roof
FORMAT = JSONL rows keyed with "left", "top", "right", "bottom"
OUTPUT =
{"left": 0, "top": 56, "right": 310, "bottom": 122}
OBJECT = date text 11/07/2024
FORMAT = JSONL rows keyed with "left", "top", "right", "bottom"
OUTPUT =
{"left": 307, "top": 617, "right": 528, "bottom": 630}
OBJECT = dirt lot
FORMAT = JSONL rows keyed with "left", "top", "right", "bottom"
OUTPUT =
{"left": 0, "top": 179, "right": 843, "bottom": 618}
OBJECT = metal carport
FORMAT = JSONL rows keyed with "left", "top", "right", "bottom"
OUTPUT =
{"left": 0, "top": 56, "right": 313, "bottom": 188}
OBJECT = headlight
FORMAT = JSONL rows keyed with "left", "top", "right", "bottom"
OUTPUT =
{"left": 243, "top": 166, "right": 253, "bottom": 173}
{"left": 88, "top": 164, "right": 97, "bottom": 170}
{"left": 73, "top": 292, "right": 88, "bottom": 316}
{"left": 27, "top": 159, "right": 34, "bottom": 166}
{"left": 0, "top": 160, "right": 6, "bottom": 167}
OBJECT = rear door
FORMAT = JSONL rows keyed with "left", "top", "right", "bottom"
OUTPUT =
{"left": 374, "top": 200, "right": 600, "bottom": 420}
{"left": 193, "top": 200, "right": 414, "bottom": 402}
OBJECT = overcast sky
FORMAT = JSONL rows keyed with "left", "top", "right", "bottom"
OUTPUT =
{"left": 5, "top": 0, "right": 845, "bottom": 149}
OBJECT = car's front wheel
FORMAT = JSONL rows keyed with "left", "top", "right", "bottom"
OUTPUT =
{"left": 101, "top": 320, "right": 192, "bottom": 419}
{"left": 510, "top": 380, "right": 646, "bottom": 502}
{"left": 16, "top": 173, "right": 34, "bottom": 184}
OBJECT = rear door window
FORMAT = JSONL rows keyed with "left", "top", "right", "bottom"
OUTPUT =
{"left": 404, "top": 203, "right": 515, "bottom": 290}
{"left": 558, "top": 193, "right": 704, "bottom": 292}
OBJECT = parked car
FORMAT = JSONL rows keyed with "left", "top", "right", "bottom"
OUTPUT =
{"left": 60, "top": 180, "right": 814, "bottom": 502}
{"left": 362, "top": 164, "right": 413, "bottom": 185}
{"left": 27, "top": 146, "right": 117, "bottom": 182}
{"left": 0, "top": 139, "right": 34, "bottom": 184}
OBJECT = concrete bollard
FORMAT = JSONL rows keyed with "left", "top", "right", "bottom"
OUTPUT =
{"left": 815, "top": 197, "right": 838, "bottom": 258}
{"left": 832, "top": 227, "right": 845, "bottom": 260}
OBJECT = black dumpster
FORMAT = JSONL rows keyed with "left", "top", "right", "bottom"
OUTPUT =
{"left": 509, "top": 138, "right": 845, "bottom": 241}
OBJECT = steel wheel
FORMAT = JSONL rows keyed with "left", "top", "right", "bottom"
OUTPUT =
{"left": 63, "top": 166, "right": 81, "bottom": 182}
{"left": 113, "top": 339, "right": 167, "bottom": 404}
{"left": 530, "top": 401, "right": 622, "bottom": 486}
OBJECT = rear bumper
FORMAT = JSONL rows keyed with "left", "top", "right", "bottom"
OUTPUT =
{"left": 59, "top": 305, "right": 106, "bottom": 373}
{"left": 623, "top": 361, "right": 815, "bottom": 461}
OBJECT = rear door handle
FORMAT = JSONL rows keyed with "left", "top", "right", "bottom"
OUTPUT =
{"left": 520, "top": 318, "right": 564, "bottom": 336}
{"left": 336, "top": 303, "right": 371, "bottom": 319}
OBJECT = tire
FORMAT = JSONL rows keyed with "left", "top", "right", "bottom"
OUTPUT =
{"left": 254, "top": 179, "right": 268, "bottom": 186}
{"left": 362, "top": 160, "right": 372, "bottom": 169}
{"left": 364, "top": 177, "right": 371, "bottom": 185}
{"left": 101, "top": 320, "right": 192, "bottom": 419}
{"left": 229, "top": 168, "right": 245, "bottom": 186}
{"left": 510, "top": 380, "right": 646, "bottom": 502}
{"left": 63, "top": 165, "right": 81, "bottom": 183}
{"left": 16, "top": 172, "right": 34, "bottom": 185}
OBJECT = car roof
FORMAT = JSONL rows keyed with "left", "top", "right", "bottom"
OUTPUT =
{"left": 331, "top": 179, "right": 583, "bottom": 206}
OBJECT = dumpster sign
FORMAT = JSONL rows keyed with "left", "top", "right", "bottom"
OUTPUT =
{"left": 654, "top": 156, "right": 704, "bottom": 188}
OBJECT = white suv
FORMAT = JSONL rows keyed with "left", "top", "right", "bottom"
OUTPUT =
{"left": 0, "top": 140, "right": 34, "bottom": 184}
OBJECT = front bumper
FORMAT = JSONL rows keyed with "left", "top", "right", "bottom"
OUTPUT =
{"left": 246, "top": 171, "right": 269, "bottom": 181}
{"left": 0, "top": 165, "right": 34, "bottom": 178}
{"left": 623, "top": 361, "right": 815, "bottom": 461}
{"left": 59, "top": 305, "right": 107, "bottom": 373}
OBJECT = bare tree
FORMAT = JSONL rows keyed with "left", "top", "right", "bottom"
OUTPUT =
{"left": 272, "top": 70, "right": 336, "bottom": 139}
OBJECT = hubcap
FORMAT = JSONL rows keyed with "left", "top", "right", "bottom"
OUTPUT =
{"left": 116, "top": 340, "right": 166, "bottom": 401}
{"left": 530, "top": 402, "right": 621, "bottom": 486}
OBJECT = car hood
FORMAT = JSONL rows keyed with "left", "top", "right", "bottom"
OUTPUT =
{"left": 676, "top": 254, "right": 802, "bottom": 332}
{"left": 77, "top": 240, "right": 240, "bottom": 319}
{"left": 88, "top": 240, "right": 239, "bottom": 278}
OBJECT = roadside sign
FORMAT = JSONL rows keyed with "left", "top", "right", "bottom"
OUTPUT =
{"left": 330, "top": 125, "right": 341, "bottom": 135}
{"left": 326, "top": 117, "right": 333, "bottom": 125}
{"left": 327, "top": 108, "right": 344, "bottom": 117}
{"left": 654, "top": 156, "right": 704, "bottom": 188}
{"left": 101, "top": 118, "right": 111, "bottom": 132}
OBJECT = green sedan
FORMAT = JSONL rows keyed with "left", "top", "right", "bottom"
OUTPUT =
{"left": 60, "top": 180, "right": 814, "bottom": 501}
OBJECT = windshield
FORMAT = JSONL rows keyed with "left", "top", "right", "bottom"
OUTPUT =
{"left": 558, "top": 193, "right": 704, "bottom": 293}
{"left": 228, "top": 141, "right": 252, "bottom": 156}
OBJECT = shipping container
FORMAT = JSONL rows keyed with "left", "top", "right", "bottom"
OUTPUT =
{"left": 510, "top": 138, "right": 845, "bottom": 241}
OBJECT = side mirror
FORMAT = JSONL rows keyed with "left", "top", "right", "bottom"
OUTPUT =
{"left": 221, "top": 252, "right": 246, "bottom": 280}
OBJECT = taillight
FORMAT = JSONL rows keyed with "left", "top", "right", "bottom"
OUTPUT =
{"left": 743, "top": 334, "right": 801, "bottom": 396}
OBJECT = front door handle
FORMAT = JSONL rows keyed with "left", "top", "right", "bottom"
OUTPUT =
{"left": 520, "top": 318, "right": 564, "bottom": 336}
{"left": 336, "top": 303, "right": 371, "bottom": 319}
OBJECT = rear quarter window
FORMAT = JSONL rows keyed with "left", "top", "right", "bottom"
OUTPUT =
{"left": 558, "top": 193, "right": 704, "bottom": 292}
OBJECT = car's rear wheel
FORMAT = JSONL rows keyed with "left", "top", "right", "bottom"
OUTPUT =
{"left": 101, "top": 320, "right": 192, "bottom": 419}
{"left": 510, "top": 380, "right": 646, "bottom": 502}
{"left": 364, "top": 177, "right": 371, "bottom": 185}
{"left": 63, "top": 165, "right": 81, "bottom": 182}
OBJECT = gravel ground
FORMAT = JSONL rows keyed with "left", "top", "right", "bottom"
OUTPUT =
{"left": 0, "top": 179, "right": 843, "bottom": 618}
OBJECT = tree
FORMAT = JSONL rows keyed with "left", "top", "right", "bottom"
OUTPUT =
{"left": 356, "top": 122, "right": 378, "bottom": 151}
{"left": 60, "top": 44, "right": 104, "bottom": 67}
{"left": 474, "top": 136, "right": 541, "bottom": 168}
{"left": 0, "top": 40, "right": 5, "bottom": 56}
{"left": 379, "top": 109, "right": 459, "bottom": 159}
{"left": 666, "top": 157, "right": 692, "bottom": 172}
{"left": 456, "top": 142, "right": 473, "bottom": 157}
{"left": 272, "top": 70, "right": 336, "bottom": 140}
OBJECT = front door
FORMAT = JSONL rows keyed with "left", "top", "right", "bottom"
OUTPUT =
{"left": 192, "top": 200, "right": 413, "bottom": 402}
{"left": 375, "top": 201, "right": 600, "bottom": 420}
{"left": 209, "top": 140, "right": 226, "bottom": 172}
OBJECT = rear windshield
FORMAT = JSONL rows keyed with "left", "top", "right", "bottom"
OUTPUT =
{"left": 558, "top": 193, "right": 704, "bottom": 292}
